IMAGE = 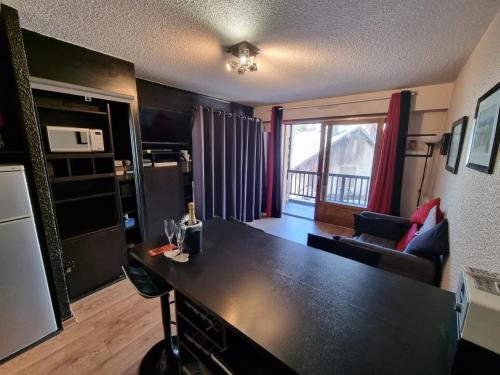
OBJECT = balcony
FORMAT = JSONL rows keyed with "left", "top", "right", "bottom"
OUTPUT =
{"left": 286, "top": 169, "right": 371, "bottom": 207}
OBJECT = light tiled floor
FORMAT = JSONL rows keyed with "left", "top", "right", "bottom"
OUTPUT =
{"left": 248, "top": 215, "right": 353, "bottom": 245}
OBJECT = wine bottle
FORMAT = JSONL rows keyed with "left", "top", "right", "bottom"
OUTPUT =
{"left": 187, "top": 202, "right": 196, "bottom": 225}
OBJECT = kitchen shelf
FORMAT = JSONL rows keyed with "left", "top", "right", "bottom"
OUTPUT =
{"left": 36, "top": 103, "right": 108, "bottom": 116}
{"left": 50, "top": 173, "right": 115, "bottom": 183}
{"left": 54, "top": 192, "right": 116, "bottom": 204}
{"left": 60, "top": 224, "right": 121, "bottom": 243}
{"left": 46, "top": 152, "right": 113, "bottom": 159}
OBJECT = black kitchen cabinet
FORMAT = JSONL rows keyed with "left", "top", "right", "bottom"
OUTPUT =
{"left": 62, "top": 225, "right": 126, "bottom": 300}
{"left": 143, "top": 164, "right": 185, "bottom": 240}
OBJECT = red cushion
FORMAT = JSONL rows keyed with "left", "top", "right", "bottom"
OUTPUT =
{"left": 396, "top": 223, "right": 419, "bottom": 251}
{"left": 436, "top": 206, "right": 445, "bottom": 224}
{"left": 410, "top": 198, "right": 441, "bottom": 225}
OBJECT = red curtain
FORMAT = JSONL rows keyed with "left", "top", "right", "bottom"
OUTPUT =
{"left": 367, "top": 93, "right": 402, "bottom": 214}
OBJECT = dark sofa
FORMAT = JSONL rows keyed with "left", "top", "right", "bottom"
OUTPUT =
{"left": 307, "top": 211, "right": 446, "bottom": 286}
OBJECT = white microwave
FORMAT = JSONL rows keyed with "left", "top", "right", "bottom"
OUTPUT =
{"left": 46, "top": 126, "right": 105, "bottom": 153}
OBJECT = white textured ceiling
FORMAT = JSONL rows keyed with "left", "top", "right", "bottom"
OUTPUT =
{"left": 4, "top": 0, "right": 500, "bottom": 106}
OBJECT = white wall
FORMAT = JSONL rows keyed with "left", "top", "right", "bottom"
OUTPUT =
{"left": 254, "top": 83, "right": 453, "bottom": 123}
{"left": 401, "top": 110, "right": 448, "bottom": 217}
{"left": 431, "top": 9, "right": 500, "bottom": 292}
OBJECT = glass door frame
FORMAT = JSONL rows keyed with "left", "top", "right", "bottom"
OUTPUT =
{"left": 314, "top": 116, "right": 385, "bottom": 226}
{"left": 281, "top": 121, "right": 323, "bottom": 220}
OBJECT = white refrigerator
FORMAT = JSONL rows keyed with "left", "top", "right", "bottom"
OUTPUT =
{"left": 0, "top": 165, "right": 58, "bottom": 361}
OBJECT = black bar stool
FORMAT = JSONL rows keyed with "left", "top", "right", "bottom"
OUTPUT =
{"left": 122, "top": 264, "right": 178, "bottom": 375}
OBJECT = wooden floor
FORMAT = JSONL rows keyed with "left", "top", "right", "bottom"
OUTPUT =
{"left": 0, "top": 280, "right": 163, "bottom": 375}
{"left": 248, "top": 214, "right": 353, "bottom": 245}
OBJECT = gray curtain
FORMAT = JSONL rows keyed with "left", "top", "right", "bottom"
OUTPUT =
{"left": 192, "top": 105, "right": 264, "bottom": 222}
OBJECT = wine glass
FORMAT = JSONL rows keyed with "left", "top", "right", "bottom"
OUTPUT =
{"left": 164, "top": 219, "right": 175, "bottom": 246}
{"left": 175, "top": 222, "right": 186, "bottom": 255}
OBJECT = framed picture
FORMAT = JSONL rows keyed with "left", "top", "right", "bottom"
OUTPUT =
{"left": 446, "top": 116, "right": 468, "bottom": 174}
{"left": 466, "top": 82, "right": 500, "bottom": 174}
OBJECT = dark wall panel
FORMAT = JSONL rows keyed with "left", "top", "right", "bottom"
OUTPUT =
{"left": 136, "top": 78, "right": 253, "bottom": 116}
{"left": 22, "top": 30, "right": 136, "bottom": 97}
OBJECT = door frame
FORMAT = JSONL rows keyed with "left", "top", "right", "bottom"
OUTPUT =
{"left": 281, "top": 121, "right": 323, "bottom": 220}
{"left": 314, "top": 116, "right": 385, "bottom": 227}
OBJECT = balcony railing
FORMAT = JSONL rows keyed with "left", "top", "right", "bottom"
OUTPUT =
{"left": 287, "top": 169, "right": 371, "bottom": 207}
{"left": 325, "top": 173, "right": 371, "bottom": 207}
{"left": 286, "top": 170, "right": 318, "bottom": 199}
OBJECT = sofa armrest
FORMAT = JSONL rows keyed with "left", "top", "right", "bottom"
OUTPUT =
{"left": 354, "top": 212, "right": 411, "bottom": 241}
{"left": 360, "top": 211, "right": 411, "bottom": 225}
{"left": 308, "top": 233, "right": 381, "bottom": 267}
{"left": 335, "top": 237, "right": 436, "bottom": 284}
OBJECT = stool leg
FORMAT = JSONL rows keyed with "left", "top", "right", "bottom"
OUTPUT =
{"left": 139, "top": 293, "right": 178, "bottom": 375}
{"left": 154, "top": 292, "right": 178, "bottom": 374}
{"left": 160, "top": 293, "right": 173, "bottom": 351}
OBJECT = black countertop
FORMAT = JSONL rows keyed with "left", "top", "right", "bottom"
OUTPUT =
{"left": 130, "top": 219, "right": 457, "bottom": 375}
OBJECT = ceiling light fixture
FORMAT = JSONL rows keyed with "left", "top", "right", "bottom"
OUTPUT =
{"left": 226, "top": 41, "right": 259, "bottom": 75}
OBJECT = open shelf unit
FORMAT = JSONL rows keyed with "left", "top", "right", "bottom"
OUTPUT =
{"left": 34, "top": 89, "right": 131, "bottom": 300}
{"left": 44, "top": 151, "right": 119, "bottom": 241}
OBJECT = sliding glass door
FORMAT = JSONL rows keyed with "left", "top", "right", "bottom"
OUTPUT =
{"left": 281, "top": 117, "right": 383, "bottom": 225}
{"left": 315, "top": 118, "right": 384, "bottom": 226}
{"left": 282, "top": 123, "right": 322, "bottom": 220}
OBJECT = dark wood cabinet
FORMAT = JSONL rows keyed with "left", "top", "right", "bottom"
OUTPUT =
{"left": 143, "top": 165, "right": 185, "bottom": 240}
{"left": 62, "top": 225, "right": 126, "bottom": 300}
{"left": 33, "top": 89, "right": 138, "bottom": 300}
